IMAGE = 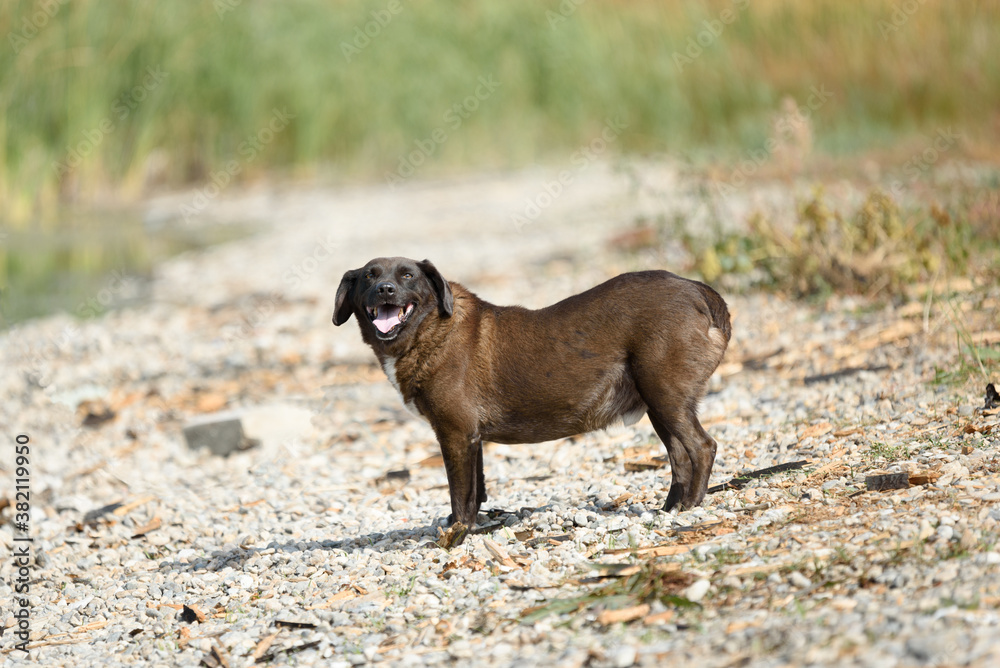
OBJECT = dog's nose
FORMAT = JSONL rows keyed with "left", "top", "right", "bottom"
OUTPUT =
{"left": 376, "top": 282, "right": 396, "bottom": 297}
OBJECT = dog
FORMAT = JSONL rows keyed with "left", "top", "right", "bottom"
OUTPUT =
{"left": 333, "top": 257, "right": 731, "bottom": 532}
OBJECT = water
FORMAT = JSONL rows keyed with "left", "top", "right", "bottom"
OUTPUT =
{"left": 0, "top": 210, "right": 258, "bottom": 328}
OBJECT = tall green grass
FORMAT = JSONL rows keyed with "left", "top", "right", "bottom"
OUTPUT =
{"left": 2, "top": 0, "right": 999, "bottom": 221}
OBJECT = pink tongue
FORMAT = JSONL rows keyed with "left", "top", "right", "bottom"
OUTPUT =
{"left": 373, "top": 308, "right": 401, "bottom": 333}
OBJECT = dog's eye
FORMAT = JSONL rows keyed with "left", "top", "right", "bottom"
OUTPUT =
{"left": 402, "top": 272, "right": 413, "bottom": 280}
{"left": 365, "top": 271, "right": 374, "bottom": 280}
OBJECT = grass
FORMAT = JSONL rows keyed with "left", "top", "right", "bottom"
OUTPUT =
{"left": 3, "top": 0, "right": 1000, "bottom": 223}
{"left": 709, "top": 547, "right": 745, "bottom": 568}
{"left": 521, "top": 559, "right": 696, "bottom": 624}
{"left": 863, "top": 441, "right": 911, "bottom": 466}
{"left": 931, "top": 292, "right": 1000, "bottom": 388}
{"left": 385, "top": 575, "right": 418, "bottom": 599}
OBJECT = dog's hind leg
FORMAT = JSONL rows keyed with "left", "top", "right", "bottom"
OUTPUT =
{"left": 634, "top": 367, "right": 718, "bottom": 511}
{"left": 676, "top": 403, "right": 717, "bottom": 508}
{"left": 646, "top": 416, "right": 692, "bottom": 512}
{"left": 647, "top": 403, "right": 717, "bottom": 510}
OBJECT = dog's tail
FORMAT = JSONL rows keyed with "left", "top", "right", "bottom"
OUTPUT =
{"left": 699, "top": 283, "right": 732, "bottom": 351}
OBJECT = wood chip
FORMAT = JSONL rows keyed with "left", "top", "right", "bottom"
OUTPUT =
{"left": 72, "top": 619, "right": 108, "bottom": 634}
{"left": 798, "top": 422, "right": 833, "bottom": 440}
{"left": 417, "top": 454, "right": 444, "bottom": 468}
{"left": 623, "top": 445, "right": 658, "bottom": 458}
{"left": 304, "top": 589, "right": 356, "bottom": 610}
{"left": 252, "top": 633, "right": 280, "bottom": 661}
{"left": 624, "top": 456, "right": 668, "bottom": 472}
{"left": 610, "top": 492, "right": 634, "bottom": 508}
{"left": 597, "top": 604, "right": 650, "bottom": 625}
{"left": 196, "top": 393, "right": 229, "bottom": 413}
{"left": 907, "top": 470, "right": 941, "bottom": 486}
{"left": 724, "top": 561, "right": 794, "bottom": 577}
{"left": 832, "top": 426, "right": 864, "bottom": 438}
{"left": 483, "top": 539, "right": 517, "bottom": 568}
{"left": 643, "top": 610, "right": 675, "bottom": 625}
{"left": 200, "top": 644, "right": 230, "bottom": 668}
{"left": 151, "top": 603, "right": 184, "bottom": 610}
{"left": 726, "top": 619, "right": 762, "bottom": 633}
{"left": 805, "top": 461, "right": 846, "bottom": 484}
{"left": 113, "top": 495, "right": 156, "bottom": 516}
{"left": 131, "top": 516, "right": 162, "bottom": 538}
{"left": 604, "top": 543, "right": 693, "bottom": 557}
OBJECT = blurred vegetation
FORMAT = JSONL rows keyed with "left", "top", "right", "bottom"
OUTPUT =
{"left": 683, "top": 185, "right": 1000, "bottom": 298}
{"left": 2, "top": 0, "right": 999, "bottom": 221}
{"left": 2, "top": 0, "right": 999, "bottom": 327}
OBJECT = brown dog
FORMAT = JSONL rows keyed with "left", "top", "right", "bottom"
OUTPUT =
{"left": 333, "top": 257, "right": 730, "bottom": 530}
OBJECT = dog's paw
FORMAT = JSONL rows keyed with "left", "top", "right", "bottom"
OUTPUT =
{"left": 437, "top": 522, "right": 469, "bottom": 548}
{"left": 661, "top": 483, "right": 685, "bottom": 513}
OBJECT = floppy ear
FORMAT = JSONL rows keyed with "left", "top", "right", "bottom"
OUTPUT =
{"left": 417, "top": 259, "right": 453, "bottom": 318}
{"left": 332, "top": 268, "right": 361, "bottom": 326}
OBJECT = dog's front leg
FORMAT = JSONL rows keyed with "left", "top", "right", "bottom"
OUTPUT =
{"left": 438, "top": 429, "right": 483, "bottom": 527}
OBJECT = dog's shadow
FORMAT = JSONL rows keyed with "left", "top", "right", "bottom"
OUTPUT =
{"left": 156, "top": 501, "right": 644, "bottom": 575}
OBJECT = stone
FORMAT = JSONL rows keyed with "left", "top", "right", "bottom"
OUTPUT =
{"left": 241, "top": 403, "right": 315, "bottom": 447}
{"left": 788, "top": 571, "right": 811, "bottom": 588}
{"left": 684, "top": 579, "right": 711, "bottom": 603}
{"left": 612, "top": 645, "right": 637, "bottom": 668}
{"left": 182, "top": 412, "right": 253, "bottom": 456}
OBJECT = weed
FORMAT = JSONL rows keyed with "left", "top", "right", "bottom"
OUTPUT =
{"left": 690, "top": 185, "right": 999, "bottom": 299}
{"left": 385, "top": 575, "right": 417, "bottom": 599}
{"left": 863, "top": 441, "right": 910, "bottom": 465}
{"left": 710, "top": 548, "right": 745, "bottom": 568}
{"left": 521, "top": 560, "right": 696, "bottom": 623}
{"left": 931, "top": 295, "right": 1000, "bottom": 387}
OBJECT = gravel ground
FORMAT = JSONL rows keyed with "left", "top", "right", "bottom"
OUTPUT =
{"left": 2, "top": 162, "right": 999, "bottom": 667}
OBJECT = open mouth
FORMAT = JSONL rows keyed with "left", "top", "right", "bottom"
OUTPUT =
{"left": 366, "top": 302, "right": 415, "bottom": 338}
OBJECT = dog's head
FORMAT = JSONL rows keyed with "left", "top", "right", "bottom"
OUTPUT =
{"left": 332, "top": 257, "right": 453, "bottom": 345}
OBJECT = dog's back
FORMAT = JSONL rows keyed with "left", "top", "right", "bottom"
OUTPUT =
{"left": 452, "top": 270, "right": 729, "bottom": 443}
